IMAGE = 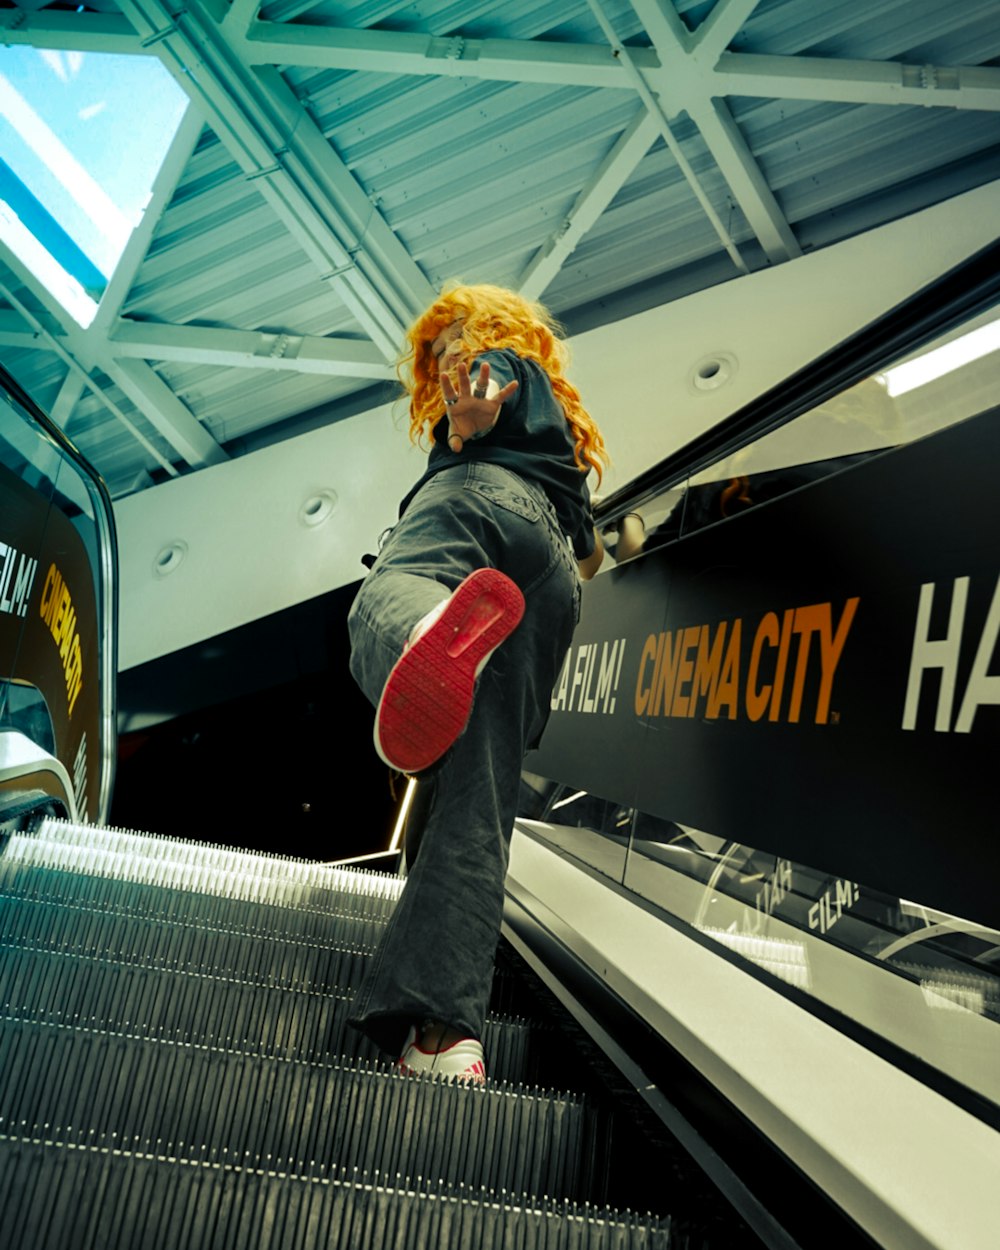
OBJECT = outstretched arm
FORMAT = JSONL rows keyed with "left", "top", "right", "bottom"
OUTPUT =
{"left": 440, "top": 361, "right": 518, "bottom": 452}
{"left": 613, "top": 513, "right": 646, "bottom": 562}
{"left": 578, "top": 529, "right": 604, "bottom": 580}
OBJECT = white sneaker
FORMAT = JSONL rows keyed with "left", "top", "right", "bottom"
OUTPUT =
{"left": 397, "top": 1026, "right": 487, "bottom": 1083}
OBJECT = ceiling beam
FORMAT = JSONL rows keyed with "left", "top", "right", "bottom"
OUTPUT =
{"left": 6, "top": 8, "right": 994, "bottom": 116}
{"left": 213, "top": 17, "right": 1000, "bottom": 116}
{"left": 690, "top": 0, "right": 762, "bottom": 63}
{"left": 628, "top": 0, "right": 798, "bottom": 265}
{"left": 715, "top": 54, "right": 1000, "bottom": 111}
{"left": 108, "top": 357, "right": 228, "bottom": 466}
{"left": 222, "top": 0, "right": 263, "bottom": 39}
{"left": 0, "top": 164, "right": 226, "bottom": 475}
{"left": 117, "top": 0, "right": 433, "bottom": 357}
{"left": 520, "top": 111, "right": 658, "bottom": 300}
{"left": 49, "top": 370, "right": 87, "bottom": 430}
{"left": 68, "top": 109, "right": 203, "bottom": 470}
{"left": 0, "top": 9, "right": 144, "bottom": 55}
{"left": 0, "top": 13, "right": 230, "bottom": 468}
{"left": 623, "top": 0, "right": 691, "bottom": 55}
{"left": 0, "top": 310, "right": 48, "bottom": 349}
{"left": 0, "top": 101, "right": 227, "bottom": 470}
{"left": 687, "top": 97, "right": 800, "bottom": 262}
{"left": 0, "top": 269, "right": 181, "bottom": 477}
{"left": 587, "top": 0, "right": 748, "bottom": 273}
{"left": 110, "top": 321, "right": 396, "bottom": 379}
{"left": 90, "top": 107, "right": 205, "bottom": 337}
{"left": 243, "top": 21, "right": 656, "bottom": 90}
{"left": 257, "top": 62, "right": 436, "bottom": 330}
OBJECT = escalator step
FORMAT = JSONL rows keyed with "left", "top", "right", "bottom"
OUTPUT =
{"left": 0, "top": 892, "right": 379, "bottom": 994}
{"left": 0, "top": 1132, "right": 673, "bottom": 1249}
{"left": 3, "top": 830, "right": 402, "bottom": 920}
{"left": 0, "top": 1017, "right": 591, "bottom": 1200}
{"left": 0, "top": 943, "right": 535, "bottom": 1086}
{"left": 0, "top": 863, "right": 394, "bottom": 944}
{"left": 8, "top": 825, "right": 402, "bottom": 911}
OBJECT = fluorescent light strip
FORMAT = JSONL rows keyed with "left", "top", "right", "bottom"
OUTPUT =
{"left": 388, "top": 776, "right": 417, "bottom": 853}
{"left": 550, "top": 789, "right": 587, "bottom": 812}
{"left": 881, "top": 317, "right": 1000, "bottom": 397}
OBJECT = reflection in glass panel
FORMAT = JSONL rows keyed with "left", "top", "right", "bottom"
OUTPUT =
{"left": 610, "top": 298, "right": 1000, "bottom": 552}
{"left": 1, "top": 386, "right": 60, "bottom": 729}
{"left": 627, "top": 810, "right": 999, "bottom": 1007}
{"left": 1, "top": 363, "right": 115, "bottom": 823}
{"left": 2, "top": 384, "right": 62, "bottom": 495}
{"left": 518, "top": 784, "right": 1000, "bottom": 1109}
{"left": 52, "top": 456, "right": 102, "bottom": 617}
{"left": 519, "top": 770, "right": 559, "bottom": 820}
{"left": 623, "top": 810, "right": 1000, "bottom": 1107}
{"left": 0, "top": 679, "right": 56, "bottom": 754}
{"left": 521, "top": 786, "right": 635, "bottom": 884}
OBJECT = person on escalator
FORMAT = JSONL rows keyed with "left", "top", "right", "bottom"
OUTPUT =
{"left": 346, "top": 283, "right": 608, "bottom": 1082}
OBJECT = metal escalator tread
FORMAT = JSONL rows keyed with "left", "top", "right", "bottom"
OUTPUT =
{"left": 0, "top": 1132, "right": 671, "bottom": 1249}
{"left": 3, "top": 824, "right": 403, "bottom": 916}
{"left": 0, "top": 943, "right": 533, "bottom": 1084}
{"left": 0, "top": 874, "right": 392, "bottom": 949}
{"left": 0, "top": 891, "right": 382, "bottom": 994}
{"left": 0, "top": 820, "right": 673, "bottom": 1247}
{"left": 0, "top": 1017, "right": 587, "bottom": 1199}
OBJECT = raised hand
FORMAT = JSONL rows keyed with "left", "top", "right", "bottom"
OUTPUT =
{"left": 441, "top": 361, "right": 518, "bottom": 453}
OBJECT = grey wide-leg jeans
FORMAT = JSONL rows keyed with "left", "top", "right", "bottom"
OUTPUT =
{"left": 346, "top": 461, "right": 581, "bottom": 1056}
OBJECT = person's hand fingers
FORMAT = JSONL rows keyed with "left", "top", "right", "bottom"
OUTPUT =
{"left": 448, "top": 410, "right": 481, "bottom": 450}
{"left": 495, "top": 379, "right": 518, "bottom": 403}
{"left": 454, "top": 361, "right": 472, "bottom": 396}
{"left": 442, "top": 369, "right": 518, "bottom": 453}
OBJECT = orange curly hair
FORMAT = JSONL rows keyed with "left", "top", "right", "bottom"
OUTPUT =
{"left": 399, "top": 283, "right": 609, "bottom": 483}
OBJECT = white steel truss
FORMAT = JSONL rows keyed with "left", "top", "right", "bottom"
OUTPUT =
{"left": 1, "top": 0, "right": 997, "bottom": 494}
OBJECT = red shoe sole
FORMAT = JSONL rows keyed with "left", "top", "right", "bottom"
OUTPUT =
{"left": 374, "top": 568, "right": 525, "bottom": 774}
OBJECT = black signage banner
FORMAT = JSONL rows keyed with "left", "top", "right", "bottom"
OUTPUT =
{"left": 1, "top": 459, "right": 101, "bottom": 821}
{"left": 528, "top": 409, "right": 999, "bottom": 928}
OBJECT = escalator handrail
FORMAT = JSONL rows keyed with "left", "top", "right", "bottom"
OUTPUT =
{"left": 0, "top": 360, "right": 119, "bottom": 823}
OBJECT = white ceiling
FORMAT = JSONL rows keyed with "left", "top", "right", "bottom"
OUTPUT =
{"left": 1, "top": 0, "right": 999, "bottom": 502}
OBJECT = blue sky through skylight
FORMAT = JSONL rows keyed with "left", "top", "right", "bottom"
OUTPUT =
{"left": 0, "top": 45, "right": 188, "bottom": 326}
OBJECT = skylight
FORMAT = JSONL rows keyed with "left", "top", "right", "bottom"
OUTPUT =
{"left": 0, "top": 44, "right": 188, "bottom": 328}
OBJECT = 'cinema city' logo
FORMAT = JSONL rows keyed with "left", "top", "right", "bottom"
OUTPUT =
{"left": 634, "top": 597, "right": 859, "bottom": 725}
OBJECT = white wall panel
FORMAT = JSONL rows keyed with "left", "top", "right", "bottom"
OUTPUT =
{"left": 573, "top": 178, "right": 1000, "bottom": 495}
{"left": 114, "top": 401, "right": 422, "bottom": 669}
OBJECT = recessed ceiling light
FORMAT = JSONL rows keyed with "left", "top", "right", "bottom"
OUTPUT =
{"left": 153, "top": 541, "right": 187, "bottom": 577}
{"left": 689, "top": 352, "right": 737, "bottom": 393}
{"left": 300, "top": 490, "right": 338, "bottom": 527}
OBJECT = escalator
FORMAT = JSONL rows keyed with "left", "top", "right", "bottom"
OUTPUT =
{"left": 0, "top": 816, "right": 745, "bottom": 1247}
{"left": 0, "top": 348, "right": 749, "bottom": 1247}
{"left": 2, "top": 243, "right": 999, "bottom": 1248}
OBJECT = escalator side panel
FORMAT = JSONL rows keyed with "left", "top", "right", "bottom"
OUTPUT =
{"left": 504, "top": 826, "right": 1000, "bottom": 1250}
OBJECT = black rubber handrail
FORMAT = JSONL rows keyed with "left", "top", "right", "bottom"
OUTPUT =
{"left": 0, "top": 359, "right": 120, "bottom": 823}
